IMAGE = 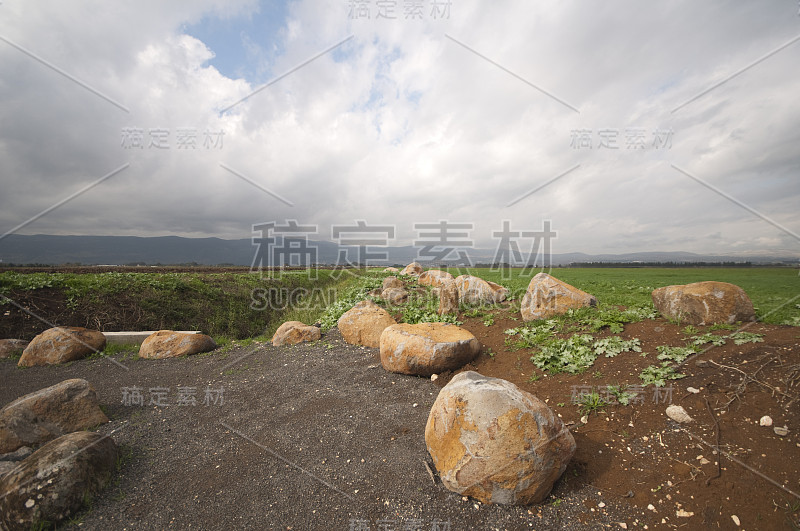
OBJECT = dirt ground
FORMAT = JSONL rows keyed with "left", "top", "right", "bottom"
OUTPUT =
{"left": 1, "top": 311, "right": 799, "bottom": 530}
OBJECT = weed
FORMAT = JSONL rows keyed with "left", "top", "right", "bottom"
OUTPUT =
{"left": 656, "top": 345, "right": 698, "bottom": 364}
{"left": 504, "top": 320, "right": 556, "bottom": 350}
{"left": 530, "top": 334, "right": 596, "bottom": 374}
{"left": 482, "top": 315, "right": 495, "bottom": 327}
{"left": 681, "top": 325, "right": 700, "bottom": 335}
{"left": 527, "top": 373, "right": 540, "bottom": 383}
{"left": 640, "top": 364, "right": 685, "bottom": 387}
{"left": 592, "top": 336, "right": 642, "bottom": 357}
{"left": 576, "top": 392, "right": 607, "bottom": 415}
{"left": 592, "top": 370, "right": 603, "bottom": 379}
{"left": 709, "top": 322, "right": 738, "bottom": 331}
{"left": 689, "top": 333, "right": 726, "bottom": 347}
{"left": 606, "top": 385, "right": 638, "bottom": 406}
{"left": 728, "top": 331, "right": 765, "bottom": 345}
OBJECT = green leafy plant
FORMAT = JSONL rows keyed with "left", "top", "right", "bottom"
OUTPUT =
{"left": 681, "top": 325, "right": 700, "bottom": 335}
{"left": 606, "top": 384, "right": 638, "bottom": 406}
{"left": 482, "top": 315, "right": 495, "bottom": 327}
{"left": 728, "top": 331, "right": 765, "bottom": 345}
{"left": 656, "top": 345, "right": 698, "bottom": 364}
{"left": 708, "top": 322, "right": 738, "bottom": 331}
{"left": 690, "top": 332, "right": 727, "bottom": 347}
{"left": 592, "top": 336, "right": 642, "bottom": 357}
{"left": 640, "top": 363, "right": 685, "bottom": 387}
{"left": 504, "top": 320, "right": 557, "bottom": 350}
{"left": 576, "top": 391, "right": 607, "bottom": 415}
{"left": 530, "top": 334, "right": 596, "bottom": 374}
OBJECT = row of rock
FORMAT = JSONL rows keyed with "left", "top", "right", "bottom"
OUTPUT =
{"left": 2, "top": 327, "right": 218, "bottom": 367}
{"left": 0, "top": 379, "right": 117, "bottom": 529}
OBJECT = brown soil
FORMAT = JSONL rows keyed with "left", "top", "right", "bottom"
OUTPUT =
{"left": 2, "top": 308, "right": 799, "bottom": 530}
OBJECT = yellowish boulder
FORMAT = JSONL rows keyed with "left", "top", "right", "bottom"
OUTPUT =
{"left": 139, "top": 331, "right": 217, "bottom": 359}
{"left": 380, "top": 323, "right": 479, "bottom": 376}
{"left": 272, "top": 321, "right": 321, "bottom": 346}
{"left": 400, "top": 262, "right": 423, "bottom": 276}
{"left": 337, "top": 300, "right": 397, "bottom": 348}
{"left": 18, "top": 327, "right": 106, "bottom": 367}
{"left": 454, "top": 275, "right": 508, "bottom": 305}
{"left": 418, "top": 269, "right": 455, "bottom": 288}
{"left": 651, "top": 281, "right": 755, "bottom": 325}
{"left": 520, "top": 273, "right": 597, "bottom": 321}
{"left": 425, "top": 371, "right": 575, "bottom": 505}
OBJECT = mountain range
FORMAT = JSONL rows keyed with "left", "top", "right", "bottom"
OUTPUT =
{"left": 0, "top": 234, "right": 796, "bottom": 266}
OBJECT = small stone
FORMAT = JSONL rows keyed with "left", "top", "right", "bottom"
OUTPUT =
{"left": 647, "top": 504, "right": 656, "bottom": 512}
{"left": 666, "top": 405, "right": 693, "bottom": 423}
{"left": 618, "top": 524, "right": 628, "bottom": 529}
{"left": 774, "top": 426, "right": 789, "bottom": 436}
{"left": 430, "top": 374, "right": 438, "bottom": 382}
{"left": 676, "top": 509, "right": 694, "bottom": 517}
{"left": 731, "top": 515, "right": 740, "bottom": 526}
{"left": 699, "top": 458, "right": 711, "bottom": 465}
{"left": 759, "top": 415, "right": 773, "bottom": 427}
{"left": 581, "top": 415, "right": 589, "bottom": 424}
{"left": 598, "top": 502, "right": 606, "bottom": 508}
{"left": 686, "top": 387, "right": 700, "bottom": 394}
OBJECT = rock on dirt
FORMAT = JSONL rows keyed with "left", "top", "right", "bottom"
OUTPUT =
{"left": 425, "top": 371, "right": 576, "bottom": 505}
{"left": 380, "top": 323, "right": 480, "bottom": 376}
{"left": 381, "top": 287, "right": 410, "bottom": 305}
{"left": 665, "top": 405, "right": 693, "bottom": 423}
{"left": 437, "top": 278, "right": 459, "bottom": 316}
{"left": 651, "top": 281, "right": 756, "bottom": 326}
{"left": 382, "top": 276, "right": 403, "bottom": 291}
{"left": 454, "top": 275, "right": 509, "bottom": 305}
{"left": 400, "top": 262, "right": 423, "bottom": 276}
{"left": 0, "top": 378, "right": 108, "bottom": 454}
{"left": 0, "top": 431, "right": 118, "bottom": 530}
{"left": 418, "top": 269, "right": 455, "bottom": 288}
{"left": 520, "top": 273, "right": 597, "bottom": 321}
{"left": 138, "top": 330, "right": 217, "bottom": 359}
{"left": 18, "top": 327, "right": 106, "bottom": 367}
{"left": 271, "top": 321, "right": 321, "bottom": 346}
{"left": 337, "top": 300, "right": 397, "bottom": 348}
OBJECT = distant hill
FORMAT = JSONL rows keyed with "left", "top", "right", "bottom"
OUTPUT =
{"left": 0, "top": 234, "right": 796, "bottom": 267}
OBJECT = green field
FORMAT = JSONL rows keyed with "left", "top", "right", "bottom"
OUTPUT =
{"left": 446, "top": 267, "right": 800, "bottom": 325}
{"left": 1, "top": 267, "right": 798, "bottom": 343}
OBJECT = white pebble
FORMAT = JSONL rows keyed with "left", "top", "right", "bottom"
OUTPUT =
{"left": 731, "top": 514, "right": 740, "bottom": 526}
{"left": 666, "top": 405, "right": 693, "bottom": 423}
{"left": 759, "top": 415, "right": 773, "bottom": 427}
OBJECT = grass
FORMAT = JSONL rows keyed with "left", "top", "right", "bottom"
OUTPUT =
{"left": 1, "top": 266, "right": 796, "bottom": 351}
{"left": 444, "top": 267, "right": 800, "bottom": 325}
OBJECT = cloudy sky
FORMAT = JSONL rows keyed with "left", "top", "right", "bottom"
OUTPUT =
{"left": 0, "top": 0, "right": 798, "bottom": 257}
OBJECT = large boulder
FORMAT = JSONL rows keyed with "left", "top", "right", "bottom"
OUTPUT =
{"left": 425, "top": 371, "right": 575, "bottom": 505}
{"left": 337, "top": 300, "right": 397, "bottom": 348}
{"left": 0, "top": 379, "right": 108, "bottom": 454}
{"left": 381, "top": 287, "right": 409, "bottom": 306}
{"left": 271, "top": 321, "right": 321, "bottom": 346}
{"left": 18, "top": 327, "right": 106, "bottom": 367}
{"left": 139, "top": 331, "right": 217, "bottom": 359}
{"left": 651, "top": 281, "right": 756, "bottom": 326}
{"left": 437, "top": 278, "right": 459, "bottom": 316}
{"left": 400, "top": 262, "right": 423, "bottom": 276}
{"left": 380, "top": 323, "right": 480, "bottom": 376}
{"left": 0, "top": 340, "right": 29, "bottom": 359}
{"left": 382, "top": 276, "right": 404, "bottom": 291}
{"left": 520, "top": 273, "right": 597, "bottom": 321}
{"left": 0, "top": 431, "right": 118, "bottom": 530}
{"left": 418, "top": 270, "right": 455, "bottom": 288}
{"left": 454, "top": 275, "right": 508, "bottom": 305}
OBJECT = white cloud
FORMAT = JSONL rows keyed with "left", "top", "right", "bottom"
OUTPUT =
{"left": 0, "top": 0, "right": 798, "bottom": 257}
